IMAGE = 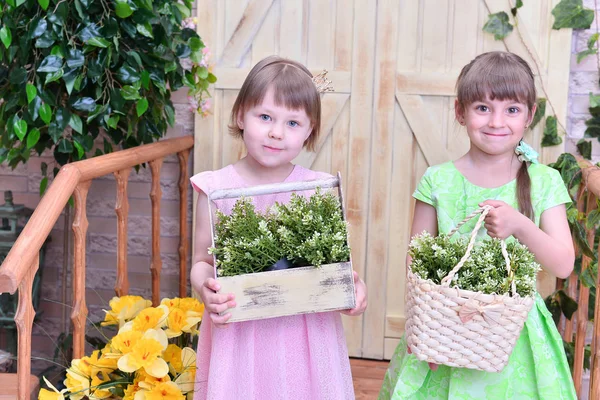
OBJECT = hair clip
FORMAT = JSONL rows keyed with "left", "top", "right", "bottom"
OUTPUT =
{"left": 515, "top": 140, "right": 539, "bottom": 164}
{"left": 312, "top": 70, "right": 334, "bottom": 93}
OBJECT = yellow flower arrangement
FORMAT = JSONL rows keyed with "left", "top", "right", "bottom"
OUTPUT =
{"left": 38, "top": 296, "right": 204, "bottom": 400}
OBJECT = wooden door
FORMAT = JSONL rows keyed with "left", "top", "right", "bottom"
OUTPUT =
{"left": 193, "top": 0, "right": 573, "bottom": 360}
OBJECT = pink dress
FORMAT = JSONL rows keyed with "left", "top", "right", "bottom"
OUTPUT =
{"left": 190, "top": 164, "right": 355, "bottom": 400}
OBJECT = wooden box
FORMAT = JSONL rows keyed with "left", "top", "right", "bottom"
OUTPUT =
{"left": 207, "top": 172, "right": 356, "bottom": 323}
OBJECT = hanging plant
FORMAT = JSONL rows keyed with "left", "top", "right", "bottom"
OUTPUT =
{"left": 0, "top": 0, "right": 215, "bottom": 184}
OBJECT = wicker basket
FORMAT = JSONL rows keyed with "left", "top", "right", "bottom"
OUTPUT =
{"left": 405, "top": 206, "right": 535, "bottom": 373}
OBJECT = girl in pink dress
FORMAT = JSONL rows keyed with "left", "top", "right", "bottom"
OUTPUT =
{"left": 190, "top": 56, "right": 368, "bottom": 400}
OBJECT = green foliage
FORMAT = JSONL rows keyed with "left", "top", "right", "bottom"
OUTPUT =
{"left": 547, "top": 154, "right": 600, "bottom": 371}
{"left": 577, "top": 138, "right": 592, "bottom": 160}
{"left": 511, "top": 0, "right": 523, "bottom": 17}
{"left": 409, "top": 232, "right": 539, "bottom": 297}
{"left": 541, "top": 116, "right": 563, "bottom": 147}
{"left": 577, "top": 32, "right": 599, "bottom": 63}
{"left": 482, "top": 12, "right": 513, "bottom": 40}
{"left": 552, "top": 0, "right": 595, "bottom": 30}
{"left": 530, "top": 98, "right": 546, "bottom": 130}
{"left": 0, "top": 0, "right": 215, "bottom": 179}
{"left": 272, "top": 190, "right": 351, "bottom": 268}
{"left": 210, "top": 198, "right": 282, "bottom": 277}
{"left": 210, "top": 190, "right": 351, "bottom": 277}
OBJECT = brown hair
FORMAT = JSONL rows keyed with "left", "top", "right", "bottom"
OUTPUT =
{"left": 228, "top": 56, "right": 321, "bottom": 152}
{"left": 456, "top": 51, "right": 536, "bottom": 220}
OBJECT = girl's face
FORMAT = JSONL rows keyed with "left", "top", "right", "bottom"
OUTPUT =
{"left": 237, "top": 87, "right": 313, "bottom": 168}
{"left": 456, "top": 97, "right": 535, "bottom": 157}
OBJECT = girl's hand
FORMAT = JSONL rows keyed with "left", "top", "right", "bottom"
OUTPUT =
{"left": 406, "top": 346, "right": 438, "bottom": 370}
{"left": 479, "top": 200, "right": 526, "bottom": 240}
{"left": 199, "top": 278, "right": 236, "bottom": 328}
{"left": 340, "top": 271, "right": 367, "bottom": 316}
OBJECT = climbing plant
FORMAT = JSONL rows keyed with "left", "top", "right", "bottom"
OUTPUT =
{"left": 0, "top": 0, "right": 215, "bottom": 187}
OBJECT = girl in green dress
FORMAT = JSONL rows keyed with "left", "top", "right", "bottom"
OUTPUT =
{"left": 379, "top": 51, "right": 577, "bottom": 399}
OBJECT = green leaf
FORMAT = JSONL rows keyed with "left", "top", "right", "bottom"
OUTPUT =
{"left": 127, "top": 51, "right": 143, "bottom": 68}
{"left": 590, "top": 92, "right": 600, "bottom": 108}
{"left": 141, "top": 70, "right": 150, "bottom": 90}
{"left": 207, "top": 73, "right": 217, "bottom": 84}
{"left": 189, "top": 37, "right": 202, "bottom": 52}
{"left": 40, "top": 177, "right": 48, "bottom": 196}
{"left": 69, "top": 114, "right": 83, "bottom": 134}
{"left": 577, "top": 48, "right": 597, "bottom": 64}
{"left": 67, "top": 48, "right": 85, "bottom": 68}
{"left": 40, "top": 103, "right": 52, "bottom": 124}
{"left": 577, "top": 139, "right": 592, "bottom": 160}
{"left": 87, "top": 37, "right": 111, "bottom": 48}
{"left": 31, "top": 19, "right": 48, "bottom": 39}
{"left": 587, "top": 209, "right": 600, "bottom": 229}
{"left": 164, "top": 104, "right": 175, "bottom": 127}
{"left": 26, "top": 128, "right": 40, "bottom": 149}
{"left": 0, "top": 26, "right": 12, "bottom": 49}
{"left": 38, "top": 0, "right": 49, "bottom": 10}
{"left": 541, "top": 116, "right": 563, "bottom": 147}
{"left": 72, "top": 97, "right": 97, "bottom": 112}
{"left": 26, "top": 84, "right": 37, "bottom": 104}
{"left": 588, "top": 33, "right": 599, "bottom": 49}
{"left": 116, "top": 64, "right": 140, "bottom": 84}
{"left": 511, "top": 0, "right": 523, "bottom": 16}
{"left": 557, "top": 289, "right": 578, "bottom": 319}
{"left": 107, "top": 115, "right": 120, "bottom": 129}
{"left": 115, "top": 1, "right": 134, "bottom": 18}
{"left": 73, "top": 140, "right": 84, "bottom": 159}
{"left": 121, "top": 85, "right": 141, "bottom": 100}
{"left": 136, "top": 23, "right": 153, "bottom": 38}
{"left": 483, "top": 11, "right": 513, "bottom": 40}
{"left": 57, "top": 139, "right": 73, "bottom": 153}
{"left": 198, "top": 66, "right": 209, "bottom": 79}
{"left": 50, "top": 46, "right": 65, "bottom": 58}
{"left": 38, "top": 55, "right": 63, "bottom": 72}
{"left": 136, "top": 98, "right": 149, "bottom": 116}
{"left": 552, "top": 0, "right": 594, "bottom": 30}
{"left": 45, "top": 69, "right": 64, "bottom": 84}
{"left": 14, "top": 119, "right": 27, "bottom": 140}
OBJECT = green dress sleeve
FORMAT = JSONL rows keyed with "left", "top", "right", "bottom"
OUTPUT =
{"left": 538, "top": 168, "right": 572, "bottom": 213}
{"left": 413, "top": 168, "right": 434, "bottom": 206}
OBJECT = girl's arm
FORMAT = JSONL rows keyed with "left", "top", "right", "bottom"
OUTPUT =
{"left": 406, "top": 200, "right": 439, "bottom": 370}
{"left": 191, "top": 191, "right": 236, "bottom": 326}
{"left": 481, "top": 200, "right": 574, "bottom": 279}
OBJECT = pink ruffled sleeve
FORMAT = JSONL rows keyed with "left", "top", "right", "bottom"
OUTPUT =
{"left": 190, "top": 171, "right": 213, "bottom": 196}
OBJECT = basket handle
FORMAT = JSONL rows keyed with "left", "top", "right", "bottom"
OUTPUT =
{"left": 440, "top": 206, "right": 516, "bottom": 297}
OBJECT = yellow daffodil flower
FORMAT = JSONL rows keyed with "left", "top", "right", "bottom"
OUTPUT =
{"left": 119, "top": 306, "right": 168, "bottom": 332}
{"left": 38, "top": 377, "right": 66, "bottom": 400}
{"left": 112, "top": 330, "right": 143, "bottom": 354}
{"left": 163, "top": 344, "right": 183, "bottom": 374}
{"left": 118, "top": 329, "right": 169, "bottom": 378}
{"left": 102, "top": 295, "right": 151, "bottom": 327}
{"left": 173, "top": 347, "right": 196, "bottom": 394}
{"left": 137, "top": 382, "right": 185, "bottom": 400}
{"left": 89, "top": 370, "right": 112, "bottom": 399}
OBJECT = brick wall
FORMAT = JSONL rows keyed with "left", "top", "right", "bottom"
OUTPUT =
{"left": 567, "top": 0, "right": 600, "bottom": 162}
{"left": 0, "top": 86, "right": 195, "bottom": 375}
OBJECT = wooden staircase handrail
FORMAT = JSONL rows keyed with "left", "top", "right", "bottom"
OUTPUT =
{"left": 0, "top": 136, "right": 194, "bottom": 294}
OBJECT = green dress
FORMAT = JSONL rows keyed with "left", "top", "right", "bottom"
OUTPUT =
{"left": 379, "top": 162, "right": 576, "bottom": 400}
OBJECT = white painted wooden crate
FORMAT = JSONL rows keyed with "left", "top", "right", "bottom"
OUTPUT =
{"left": 207, "top": 172, "right": 356, "bottom": 323}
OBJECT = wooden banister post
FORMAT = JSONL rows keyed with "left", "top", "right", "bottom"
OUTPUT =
{"left": 114, "top": 168, "right": 132, "bottom": 297}
{"left": 178, "top": 150, "right": 190, "bottom": 298}
{"left": 71, "top": 180, "right": 91, "bottom": 359}
{"left": 149, "top": 159, "right": 163, "bottom": 306}
{"left": 15, "top": 254, "right": 38, "bottom": 400}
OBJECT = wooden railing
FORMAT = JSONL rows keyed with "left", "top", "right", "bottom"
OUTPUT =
{"left": 558, "top": 159, "right": 600, "bottom": 399}
{"left": 0, "top": 136, "right": 194, "bottom": 399}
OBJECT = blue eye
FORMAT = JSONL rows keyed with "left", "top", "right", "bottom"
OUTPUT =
{"left": 288, "top": 121, "right": 299, "bottom": 127}
{"left": 260, "top": 114, "right": 271, "bottom": 121}
{"left": 507, "top": 107, "right": 519, "bottom": 114}
{"left": 476, "top": 105, "right": 489, "bottom": 112}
